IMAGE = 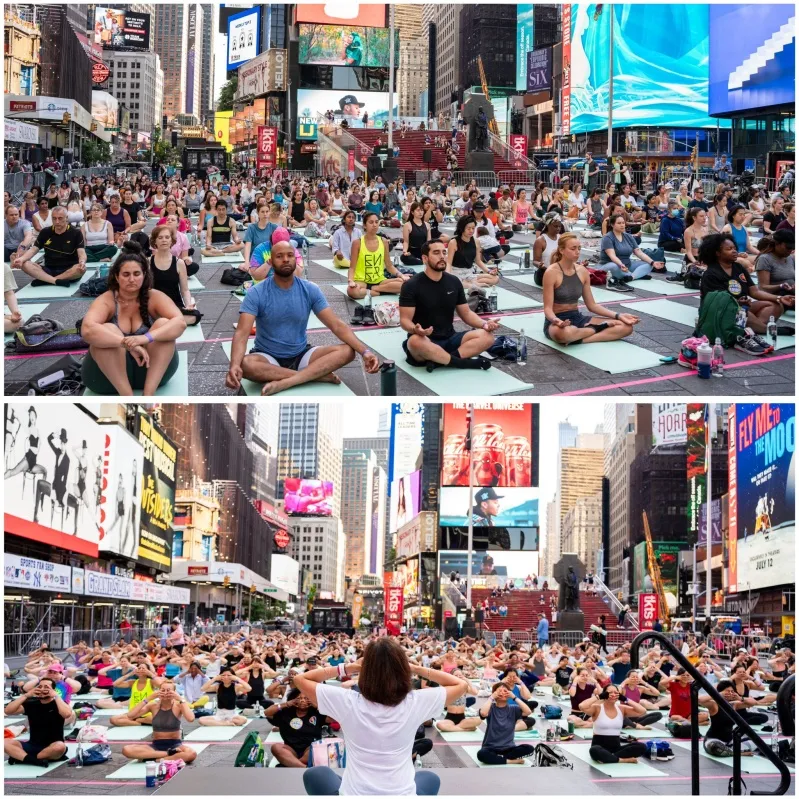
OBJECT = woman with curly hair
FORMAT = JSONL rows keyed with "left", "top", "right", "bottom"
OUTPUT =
{"left": 80, "top": 241, "right": 186, "bottom": 395}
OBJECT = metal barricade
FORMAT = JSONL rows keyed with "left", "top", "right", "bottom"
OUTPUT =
{"left": 496, "top": 170, "right": 540, "bottom": 189}
{"left": 451, "top": 170, "right": 498, "bottom": 191}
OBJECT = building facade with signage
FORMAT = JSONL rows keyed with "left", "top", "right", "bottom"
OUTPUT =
{"left": 101, "top": 49, "right": 164, "bottom": 136}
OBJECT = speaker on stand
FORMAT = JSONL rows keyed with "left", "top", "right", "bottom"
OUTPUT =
{"left": 423, "top": 148, "right": 432, "bottom": 182}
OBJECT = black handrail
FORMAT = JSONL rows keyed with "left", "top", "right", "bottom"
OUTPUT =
{"left": 630, "top": 631, "right": 792, "bottom": 796}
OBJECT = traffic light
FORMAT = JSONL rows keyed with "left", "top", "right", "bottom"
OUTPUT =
{"left": 250, "top": 584, "right": 256, "bottom": 594}
{"left": 223, "top": 575, "right": 230, "bottom": 587}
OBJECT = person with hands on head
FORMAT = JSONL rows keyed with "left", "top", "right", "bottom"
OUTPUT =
{"left": 297, "top": 637, "right": 468, "bottom": 796}
{"left": 4, "top": 677, "right": 74, "bottom": 767}
{"left": 584, "top": 684, "right": 651, "bottom": 764}
{"left": 498, "top": 670, "right": 538, "bottom": 730}
{"left": 226, "top": 240, "right": 379, "bottom": 396}
{"left": 347, "top": 211, "right": 409, "bottom": 299}
{"left": 665, "top": 668, "right": 712, "bottom": 724}
{"left": 703, "top": 679, "right": 760, "bottom": 758}
{"left": 475, "top": 682, "right": 536, "bottom": 766}
{"left": 434, "top": 667, "right": 481, "bottom": 732}
{"left": 106, "top": 662, "right": 163, "bottom": 725}
{"left": 198, "top": 667, "right": 251, "bottom": 726}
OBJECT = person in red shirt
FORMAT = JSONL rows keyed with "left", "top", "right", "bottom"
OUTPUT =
{"left": 665, "top": 668, "right": 711, "bottom": 724}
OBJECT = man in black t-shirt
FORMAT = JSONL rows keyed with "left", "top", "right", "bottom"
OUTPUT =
{"left": 398, "top": 239, "right": 498, "bottom": 370}
{"left": 265, "top": 688, "right": 328, "bottom": 767}
{"left": 3, "top": 677, "right": 73, "bottom": 766}
{"left": 687, "top": 186, "right": 709, "bottom": 211}
{"left": 14, "top": 206, "right": 87, "bottom": 286}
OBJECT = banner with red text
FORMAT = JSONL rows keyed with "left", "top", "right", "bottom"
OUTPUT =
{"left": 508, "top": 134, "right": 528, "bottom": 169}
{"left": 561, "top": 5, "right": 572, "bottom": 135}
{"left": 257, "top": 125, "right": 277, "bottom": 170}
{"left": 638, "top": 592, "right": 659, "bottom": 630}
{"left": 385, "top": 586, "right": 404, "bottom": 635}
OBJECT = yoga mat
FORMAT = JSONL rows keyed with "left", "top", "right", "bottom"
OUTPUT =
{"left": 3, "top": 716, "right": 26, "bottom": 726}
{"left": 568, "top": 743, "right": 667, "bottom": 777}
{"left": 620, "top": 299, "right": 699, "bottom": 328}
{"left": 460, "top": 745, "right": 529, "bottom": 768}
{"left": 505, "top": 271, "right": 627, "bottom": 305}
{"left": 302, "top": 237, "right": 331, "bottom": 246}
{"left": 184, "top": 720, "right": 252, "bottom": 741}
{"left": 104, "top": 744, "right": 209, "bottom": 779}
{"left": 177, "top": 322, "right": 205, "bottom": 344}
{"left": 104, "top": 725, "right": 154, "bottom": 741}
{"left": 265, "top": 730, "right": 285, "bottom": 744}
{"left": 187, "top": 275, "right": 205, "bottom": 291}
{"left": 220, "top": 341, "right": 356, "bottom": 397}
{"left": 15, "top": 271, "right": 93, "bottom": 300}
{"left": 83, "top": 350, "right": 189, "bottom": 398}
{"left": 202, "top": 252, "right": 244, "bottom": 264}
{"left": 514, "top": 729, "right": 542, "bottom": 739}
{"left": 671, "top": 741, "right": 795, "bottom": 775}
{"left": 355, "top": 327, "right": 535, "bottom": 396}
{"left": 86, "top": 708, "right": 120, "bottom": 716}
{"left": 498, "top": 315, "right": 664, "bottom": 373}
{"left": 330, "top": 283, "right": 398, "bottom": 305}
{"left": 4, "top": 303, "right": 50, "bottom": 343}
{"left": 633, "top": 279, "right": 702, "bottom": 297}
{"left": 436, "top": 728, "right": 486, "bottom": 742}
{"left": 311, "top": 258, "right": 349, "bottom": 278}
{"left": 74, "top": 693, "right": 110, "bottom": 702}
{"left": 4, "top": 744, "right": 78, "bottom": 778}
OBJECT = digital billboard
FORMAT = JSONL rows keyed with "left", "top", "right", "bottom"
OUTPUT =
{"left": 633, "top": 540, "right": 683, "bottom": 612}
{"left": 440, "top": 526, "right": 539, "bottom": 552}
{"left": 652, "top": 403, "right": 687, "bottom": 447}
{"left": 568, "top": 4, "right": 726, "bottom": 133}
{"left": 686, "top": 404, "right": 707, "bottom": 541}
{"left": 441, "top": 403, "right": 538, "bottom": 488}
{"left": 440, "top": 487, "right": 538, "bottom": 528}
{"left": 284, "top": 479, "right": 334, "bottom": 516}
{"left": 527, "top": 47, "right": 553, "bottom": 94}
{"left": 91, "top": 90, "right": 119, "bottom": 130}
{"left": 93, "top": 7, "right": 151, "bottom": 50}
{"left": 709, "top": 5, "right": 795, "bottom": 116}
{"left": 227, "top": 7, "right": 260, "bottom": 71}
{"left": 295, "top": 4, "right": 386, "bottom": 27}
{"left": 390, "top": 470, "right": 421, "bottom": 535}
{"left": 98, "top": 424, "right": 143, "bottom": 560}
{"left": 388, "top": 403, "right": 424, "bottom": 488}
{"left": 516, "top": 4, "right": 535, "bottom": 91}
{"left": 297, "top": 88, "right": 396, "bottom": 127}
{"left": 4, "top": 404, "right": 103, "bottom": 557}
{"left": 728, "top": 404, "right": 795, "bottom": 593}
{"left": 299, "top": 24, "right": 400, "bottom": 68}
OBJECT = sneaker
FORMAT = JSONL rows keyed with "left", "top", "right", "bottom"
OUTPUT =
{"left": 606, "top": 278, "right": 634, "bottom": 293}
{"left": 734, "top": 335, "right": 770, "bottom": 356}
{"left": 678, "top": 347, "right": 698, "bottom": 369}
{"left": 655, "top": 742, "right": 675, "bottom": 761}
{"left": 666, "top": 272, "right": 685, "bottom": 282}
{"left": 751, "top": 332, "right": 774, "bottom": 352}
{"left": 637, "top": 274, "right": 652, "bottom": 280}
{"left": 361, "top": 306, "right": 377, "bottom": 326}
{"left": 350, "top": 305, "right": 365, "bottom": 325}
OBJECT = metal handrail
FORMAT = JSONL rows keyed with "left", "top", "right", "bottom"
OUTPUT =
{"left": 487, "top": 129, "right": 537, "bottom": 171}
{"left": 592, "top": 574, "right": 640, "bottom": 632}
{"left": 630, "top": 631, "right": 791, "bottom": 796}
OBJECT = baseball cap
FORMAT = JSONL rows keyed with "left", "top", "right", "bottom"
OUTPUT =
{"left": 47, "top": 664, "right": 64, "bottom": 673}
{"left": 339, "top": 94, "right": 365, "bottom": 109}
{"left": 472, "top": 200, "right": 486, "bottom": 211}
{"left": 476, "top": 487, "right": 503, "bottom": 503}
{"left": 221, "top": 184, "right": 230, "bottom": 192}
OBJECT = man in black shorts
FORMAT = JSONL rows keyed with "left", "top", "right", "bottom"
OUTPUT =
{"left": 399, "top": 239, "right": 498, "bottom": 370}
{"left": 265, "top": 687, "right": 329, "bottom": 767}
{"left": 4, "top": 677, "right": 73, "bottom": 766}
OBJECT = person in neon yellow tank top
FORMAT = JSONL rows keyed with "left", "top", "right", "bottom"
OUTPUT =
{"left": 346, "top": 211, "right": 409, "bottom": 300}
{"left": 108, "top": 663, "right": 163, "bottom": 727}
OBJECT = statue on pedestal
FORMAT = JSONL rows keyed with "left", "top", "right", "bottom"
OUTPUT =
{"left": 563, "top": 566, "right": 580, "bottom": 611}
{"left": 472, "top": 107, "right": 489, "bottom": 151}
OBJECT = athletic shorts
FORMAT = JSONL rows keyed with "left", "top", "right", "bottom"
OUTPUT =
{"left": 215, "top": 708, "right": 239, "bottom": 722}
{"left": 20, "top": 741, "right": 59, "bottom": 757}
{"left": 402, "top": 331, "right": 466, "bottom": 367}
{"left": 151, "top": 738, "right": 182, "bottom": 752}
{"left": 249, "top": 345, "right": 318, "bottom": 371}
{"left": 444, "top": 711, "right": 467, "bottom": 725}
{"left": 543, "top": 310, "right": 595, "bottom": 341}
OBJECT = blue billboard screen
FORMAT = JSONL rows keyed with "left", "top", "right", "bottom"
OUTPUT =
{"left": 709, "top": 5, "right": 795, "bottom": 116}
{"left": 516, "top": 4, "right": 535, "bottom": 91}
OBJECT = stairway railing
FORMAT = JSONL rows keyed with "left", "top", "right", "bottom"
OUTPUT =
{"left": 630, "top": 631, "right": 791, "bottom": 796}
{"left": 314, "top": 114, "right": 370, "bottom": 176}
{"left": 592, "top": 574, "right": 639, "bottom": 632}
{"left": 487, "top": 129, "right": 537, "bottom": 171}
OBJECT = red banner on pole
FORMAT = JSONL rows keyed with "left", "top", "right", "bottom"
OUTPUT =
{"left": 347, "top": 148, "right": 355, "bottom": 175}
{"left": 385, "top": 586, "right": 404, "bottom": 636}
{"left": 256, "top": 125, "right": 277, "bottom": 170}
{"left": 638, "top": 592, "right": 659, "bottom": 630}
{"left": 561, "top": 5, "right": 572, "bottom": 135}
{"left": 508, "top": 134, "right": 528, "bottom": 169}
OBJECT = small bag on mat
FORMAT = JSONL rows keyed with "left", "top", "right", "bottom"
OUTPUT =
{"left": 308, "top": 738, "right": 346, "bottom": 768}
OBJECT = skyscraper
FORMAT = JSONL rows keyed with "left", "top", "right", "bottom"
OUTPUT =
{"left": 395, "top": 5, "right": 428, "bottom": 118}
{"left": 154, "top": 3, "right": 188, "bottom": 121}
{"left": 458, "top": 5, "right": 516, "bottom": 93}
{"left": 200, "top": 3, "right": 215, "bottom": 122}
{"left": 422, "top": 4, "right": 463, "bottom": 114}
{"left": 547, "top": 421, "right": 578, "bottom": 573}
{"left": 185, "top": 4, "right": 204, "bottom": 121}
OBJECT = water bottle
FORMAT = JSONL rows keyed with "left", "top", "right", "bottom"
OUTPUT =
{"left": 524, "top": 249, "right": 531, "bottom": 269}
{"left": 696, "top": 340, "right": 712, "bottom": 379}
{"left": 711, "top": 337, "right": 725, "bottom": 377}
{"left": 489, "top": 284, "right": 498, "bottom": 312}
{"left": 302, "top": 240, "right": 309, "bottom": 267}
{"left": 380, "top": 360, "right": 397, "bottom": 396}
{"left": 735, "top": 305, "right": 747, "bottom": 329}
{"left": 767, "top": 314, "right": 777, "bottom": 349}
{"left": 365, "top": 288, "right": 373, "bottom": 309}
{"left": 75, "top": 743, "right": 84, "bottom": 769}
{"left": 145, "top": 760, "right": 156, "bottom": 788}
{"left": 517, "top": 328, "right": 528, "bottom": 365}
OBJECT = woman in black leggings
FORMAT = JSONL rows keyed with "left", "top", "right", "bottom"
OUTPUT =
{"left": 587, "top": 685, "right": 649, "bottom": 764}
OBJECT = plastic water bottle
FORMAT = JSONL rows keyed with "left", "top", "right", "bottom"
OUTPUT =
{"left": 767, "top": 314, "right": 777, "bottom": 349}
{"left": 712, "top": 338, "right": 725, "bottom": 377}
{"left": 517, "top": 329, "right": 528, "bottom": 365}
{"left": 365, "top": 288, "right": 373, "bottom": 309}
{"left": 75, "top": 743, "right": 84, "bottom": 769}
{"left": 524, "top": 249, "right": 531, "bottom": 269}
{"left": 697, "top": 340, "right": 712, "bottom": 379}
{"left": 489, "top": 284, "right": 498, "bottom": 312}
{"left": 735, "top": 305, "right": 747, "bottom": 329}
{"left": 302, "top": 240, "right": 309, "bottom": 266}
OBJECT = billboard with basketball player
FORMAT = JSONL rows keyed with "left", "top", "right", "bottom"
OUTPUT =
{"left": 727, "top": 403, "right": 795, "bottom": 593}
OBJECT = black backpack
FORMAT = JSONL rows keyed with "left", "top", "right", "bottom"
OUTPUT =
{"left": 221, "top": 267, "right": 249, "bottom": 286}
{"left": 530, "top": 742, "right": 573, "bottom": 768}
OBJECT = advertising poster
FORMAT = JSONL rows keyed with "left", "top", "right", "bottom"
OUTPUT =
{"left": 91, "top": 91, "right": 118, "bottom": 130}
{"left": 652, "top": 403, "right": 687, "bottom": 446}
{"left": 388, "top": 403, "right": 425, "bottom": 488}
{"left": 227, "top": 7, "right": 260, "bottom": 70}
{"left": 441, "top": 403, "right": 538, "bottom": 488}
{"left": 633, "top": 541, "right": 683, "bottom": 612}
{"left": 440, "top": 488, "right": 537, "bottom": 528}
{"left": 237, "top": 49, "right": 288, "bottom": 99}
{"left": 686, "top": 404, "right": 707, "bottom": 540}
{"left": 526, "top": 48, "right": 553, "bottom": 93}
{"left": 4, "top": 405, "right": 103, "bottom": 556}
{"left": 698, "top": 498, "right": 722, "bottom": 547}
{"left": 509, "top": 134, "right": 528, "bottom": 169}
{"left": 561, "top": 4, "right": 571, "bottom": 134}
{"left": 284, "top": 479, "right": 334, "bottom": 516}
{"left": 440, "top": 526, "right": 539, "bottom": 551}
{"left": 638, "top": 592, "right": 659, "bottom": 630}
{"left": 298, "top": 88, "right": 396, "bottom": 128}
{"left": 516, "top": 4, "right": 536, "bottom": 91}
{"left": 257, "top": 126, "right": 277, "bottom": 170}
{"left": 396, "top": 559, "right": 419, "bottom": 604}
{"left": 385, "top": 585, "right": 403, "bottom": 635}
{"left": 390, "top": 470, "right": 421, "bottom": 534}
{"left": 98, "top": 424, "right": 143, "bottom": 560}
{"left": 299, "top": 24, "right": 400, "bottom": 68}
{"left": 728, "top": 404, "right": 795, "bottom": 593}
{"left": 295, "top": 4, "right": 386, "bottom": 27}
{"left": 438, "top": 551, "right": 510, "bottom": 611}
{"left": 93, "top": 7, "right": 151, "bottom": 50}
{"left": 4, "top": 554, "right": 72, "bottom": 594}
{"left": 133, "top": 408, "right": 177, "bottom": 571}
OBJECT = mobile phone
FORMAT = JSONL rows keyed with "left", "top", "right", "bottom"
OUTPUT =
{"left": 660, "top": 355, "right": 678, "bottom": 364}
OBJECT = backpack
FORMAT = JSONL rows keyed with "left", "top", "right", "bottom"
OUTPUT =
{"left": 530, "top": 742, "right": 573, "bottom": 768}
{"left": 467, "top": 288, "right": 492, "bottom": 314}
{"left": 71, "top": 743, "right": 112, "bottom": 765}
{"left": 486, "top": 335, "right": 521, "bottom": 361}
{"left": 778, "top": 739, "right": 795, "bottom": 764}
{"left": 666, "top": 720, "right": 693, "bottom": 739}
{"left": 373, "top": 301, "right": 400, "bottom": 327}
{"left": 541, "top": 705, "right": 562, "bottom": 720}
{"left": 79, "top": 274, "right": 109, "bottom": 297}
{"left": 683, "top": 264, "right": 705, "bottom": 290}
{"left": 234, "top": 730, "right": 265, "bottom": 767}
{"left": 308, "top": 738, "right": 346, "bottom": 768}
{"left": 586, "top": 267, "right": 607, "bottom": 285}
{"left": 695, "top": 290, "right": 743, "bottom": 347}
{"left": 220, "top": 267, "right": 249, "bottom": 286}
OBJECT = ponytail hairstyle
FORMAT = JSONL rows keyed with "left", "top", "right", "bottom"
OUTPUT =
{"left": 107, "top": 240, "right": 152, "bottom": 328}
{"left": 550, "top": 232, "right": 579, "bottom": 265}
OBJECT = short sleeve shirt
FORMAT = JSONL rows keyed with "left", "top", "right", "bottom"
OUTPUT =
{"left": 600, "top": 231, "right": 639, "bottom": 268}
{"left": 700, "top": 261, "right": 755, "bottom": 303}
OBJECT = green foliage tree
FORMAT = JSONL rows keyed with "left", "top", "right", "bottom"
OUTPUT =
{"left": 217, "top": 75, "right": 239, "bottom": 112}
{"left": 82, "top": 140, "right": 112, "bottom": 165}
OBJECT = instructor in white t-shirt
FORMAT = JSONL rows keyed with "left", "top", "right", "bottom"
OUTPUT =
{"left": 295, "top": 637, "right": 469, "bottom": 795}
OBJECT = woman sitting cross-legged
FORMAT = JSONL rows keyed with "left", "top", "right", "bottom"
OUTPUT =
{"left": 347, "top": 212, "right": 409, "bottom": 300}
{"left": 542, "top": 233, "right": 640, "bottom": 345}
{"left": 434, "top": 667, "right": 482, "bottom": 732}
{"left": 81, "top": 241, "right": 186, "bottom": 396}
{"left": 264, "top": 687, "right": 331, "bottom": 767}
{"left": 586, "top": 684, "right": 651, "bottom": 765}
{"left": 197, "top": 668, "right": 250, "bottom": 726}
{"left": 475, "top": 682, "right": 536, "bottom": 765}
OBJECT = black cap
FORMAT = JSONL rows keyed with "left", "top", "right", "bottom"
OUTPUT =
{"left": 339, "top": 94, "right": 365, "bottom": 110}
{"left": 475, "top": 487, "right": 503, "bottom": 503}
{"left": 472, "top": 200, "right": 486, "bottom": 211}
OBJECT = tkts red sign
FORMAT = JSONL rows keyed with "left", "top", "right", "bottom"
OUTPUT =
{"left": 638, "top": 592, "right": 659, "bottom": 630}
{"left": 385, "top": 586, "right": 404, "bottom": 636}
{"left": 257, "top": 125, "right": 277, "bottom": 170}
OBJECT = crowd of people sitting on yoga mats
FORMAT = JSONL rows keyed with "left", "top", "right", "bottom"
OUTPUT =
{"left": 5, "top": 620, "right": 793, "bottom": 791}
{"left": 4, "top": 168, "right": 793, "bottom": 395}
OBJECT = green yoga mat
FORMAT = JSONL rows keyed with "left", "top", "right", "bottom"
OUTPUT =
{"left": 83, "top": 350, "right": 189, "bottom": 398}
{"left": 184, "top": 720, "right": 252, "bottom": 741}
{"left": 330, "top": 283, "right": 398, "bottom": 305}
{"left": 187, "top": 275, "right": 205, "bottom": 291}
{"left": 86, "top": 708, "right": 120, "bottom": 716}
{"left": 633, "top": 279, "right": 701, "bottom": 297}
{"left": 620, "top": 299, "right": 699, "bottom": 328}
{"left": 104, "top": 725, "right": 154, "bottom": 741}
{"left": 4, "top": 744, "right": 78, "bottom": 778}
{"left": 4, "top": 716, "right": 26, "bottom": 726}
{"left": 302, "top": 237, "right": 331, "bottom": 246}
{"left": 104, "top": 744, "right": 210, "bottom": 779}
{"left": 671, "top": 741, "right": 795, "bottom": 774}
{"left": 498, "top": 314, "right": 664, "bottom": 373}
{"left": 505, "top": 272, "right": 629, "bottom": 306}
{"left": 265, "top": 730, "right": 285, "bottom": 744}
{"left": 177, "top": 322, "right": 205, "bottom": 344}
{"left": 15, "top": 271, "right": 93, "bottom": 300}
{"left": 202, "top": 251, "right": 244, "bottom": 264}
{"left": 460, "top": 745, "right": 530, "bottom": 768}
{"left": 220, "top": 341, "right": 356, "bottom": 397}
{"left": 568, "top": 743, "right": 667, "bottom": 777}
{"left": 436, "top": 728, "right": 486, "bottom": 742}
{"left": 311, "top": 258, "right": 348, "bottom": 278}
{"left": 355, "top": 327, "right": 535, "bottom": 396}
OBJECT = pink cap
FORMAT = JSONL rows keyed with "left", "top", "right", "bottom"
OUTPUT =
{"left": 47, "top": 663, "right": 64, "bottom": 673}
{"left": 271, "top": 227, "right": 291, "bottom": 244}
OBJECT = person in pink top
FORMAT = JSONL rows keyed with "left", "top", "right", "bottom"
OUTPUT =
{"left": 168, "top": 618, "right": 186, "bottom": 655}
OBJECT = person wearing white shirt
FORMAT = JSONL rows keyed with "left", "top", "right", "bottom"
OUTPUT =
{"left": 177, "top": 663, "right": 209, "bottom": 707}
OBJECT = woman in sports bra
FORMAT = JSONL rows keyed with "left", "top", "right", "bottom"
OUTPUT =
{"left": 586, "top": 685, "right": 650, "bottom": 764}
{"left": 81, "top": 241, "right": 186, "bottom": 396}
{"left": 446, "top": 215, "right": 498, "bottom": 290}
{"left": 401, "top": 202, "right": 430, "bottom": 265}
{"left": 4, "top": 406, "right": 47, "bottom": 481}
{"left": 147, "top": 184, "right": 168, "bottom": 216}
{"left": 66, "top": 191, "right": 85, "bottom": 225}
{"left": 532, "top": 213, "right": 563, "bottom": 272}
{"left": 511, "top": 189, "right": 534, "bottom": 230}
{"left": 542, "top": 233, "right": 639, "bottom": 345}
{"left": 434, "top": 667, "right": 481, "bottom": 732}
{"left": 683, "top": 207, "right": 709, "bottom": 267}
{"left": 121, "top": 681, "right": 197, "bottom": 763}
{"left": 347, "top": 212, "right": 408, "bottom": 300}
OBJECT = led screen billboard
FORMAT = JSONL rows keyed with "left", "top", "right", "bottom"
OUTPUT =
{"left": 390, "top": 470, "right": 421, "bottom": 535}
{"left": 440, "top": 527, "right": 539, "bottom": 552}
{"left": 388, "top": 403, "right": 424, "bottom": 488}
{"left": 93, "top": 7, "right": 151, "bottom": 50}
{"left": 516, "top": 4, "right": 536, "bottom": 91}
{"left": 568, "top": 4, "right": 725, "bottom": 133}
{"left": 297, "top": 88, "right": 395, "bottom": 127}
{"left": 299, "top": 24, "right": 400, "bottom": 68}
{"left": 295, "top": 4, "right": 386, "bottom": 27}
{"left": 284, "top": 479, "right": 334, "bottom": 516}
{"left": 227, "top": 7, "right": 260, "bottom": 71}
{"left": 439, "top": 488, "right": 538, "bottom": 528}
{"left": 728, "top": 404, "right": 795, "bottom": 593}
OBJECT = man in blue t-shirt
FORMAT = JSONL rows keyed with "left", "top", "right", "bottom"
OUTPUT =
{"left": 226, "top": 241, "right": 380, "bottom": 395}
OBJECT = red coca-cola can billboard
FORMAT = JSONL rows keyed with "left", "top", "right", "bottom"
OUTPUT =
{"left": 472, "top": 423, "right": 506, "bottom": 487}
{"left": 442, "top": 434, "right": 469, "bottom": 486}
{"left": 505, "top": 436, "right": 532, "bottom": 487}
